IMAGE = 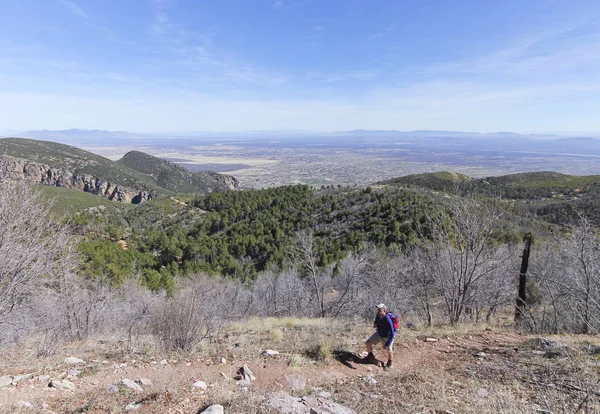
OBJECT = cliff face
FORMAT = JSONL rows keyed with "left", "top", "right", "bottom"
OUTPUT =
{"left": 0, "top": 154, "right": 153, "bottom": 203}
{"left": 195, "top": 170, "right": 243, "bottom": 192}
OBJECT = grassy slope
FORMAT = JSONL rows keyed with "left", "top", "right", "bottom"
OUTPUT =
{"left": 117, "top": 150, "right": 233, "bottom": 194}
{"left": 36, "top": 185, "right": 123, "bottom": 216}
{"left": 0, "top": 138, "right": 170, "bottom": 193}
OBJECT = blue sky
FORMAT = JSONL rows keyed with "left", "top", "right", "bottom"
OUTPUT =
{"left": 1, "top": 0, "right": 599, "bottom": 133}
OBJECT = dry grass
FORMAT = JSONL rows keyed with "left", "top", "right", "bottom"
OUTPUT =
{"left": 1, "top": 319, "right": 600, "bottom": 413}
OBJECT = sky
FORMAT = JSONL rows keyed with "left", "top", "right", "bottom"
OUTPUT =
{"left": 0, "top": 0, "right": 599, "bottom": 133}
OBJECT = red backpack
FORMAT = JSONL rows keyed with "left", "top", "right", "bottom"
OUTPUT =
{"left": 387, "top": 312, "right": 399, "bottom": 331}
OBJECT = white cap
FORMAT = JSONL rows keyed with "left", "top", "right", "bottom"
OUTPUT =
{"left": 376, "top": 303, "right": 386, "bottom": 309}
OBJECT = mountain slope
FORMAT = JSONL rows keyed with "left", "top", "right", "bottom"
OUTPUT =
{"left": 117, "top": 151, "right": 241, "bottom": 193}
{"left": 0, "top": 138, "right": 239, "bottom": 203}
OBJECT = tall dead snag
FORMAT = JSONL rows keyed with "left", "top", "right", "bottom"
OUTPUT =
{"left": 515, "top": 233, "right": 532, "bottom": 322}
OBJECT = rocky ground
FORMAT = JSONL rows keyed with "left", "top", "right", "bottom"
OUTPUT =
{"left": 1, "top": 318, "right": 599, "bottom": 413}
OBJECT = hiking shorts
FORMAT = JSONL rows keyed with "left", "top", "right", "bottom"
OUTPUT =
{"left": 366, "top": 332, "right": 393, "bottom": 351}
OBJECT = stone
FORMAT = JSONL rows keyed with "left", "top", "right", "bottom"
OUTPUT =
{"left": 364, "top": 376, "right": 377, "bottom": 385}
{"left": 220, "top": 357, "right": 227, "bottom": 364}
{"left": 67, "top": 369, "right": 81, "bottom": 379}
{"left": 192, "top": 380, "right": 208, "bottom": 390}
{"left": 107, "top": 384, "right": 119, "bottom": 393}
{"left": 318, "top": 391, "right": 332, "bottom": 399}
{"left": 49, "top": 379, "right": 75, "bottom": 390}
{"left": 475, "top": 352, "right": 487, "bottom": 358}
{"left": 201, "top": 404, "right": 224, "bottom": 414}
{"left": 14, "top": 401, "right": 33, "bottom": 409}
{"left": 12, "top": 373, "right": 33, "bottom": 384}
{"left": 125, "top": 402, "right": 142, "bottom": 411}
{"left": 121, "top": 379, "right": 143, "bottom": 392}
{"left": 0, "top": 376, "right": 13, "bottom": 388}
{"left": 159, "top": 359, "right": 169, "bottom": 366}
{"left": 64, "top": 357, "right": 86, "bottom": 365}
{"left": 138, "top": 378, "right": 153, "bottom": 386}
{"left": 425, "top": 338, "right": 438, "bottom": 343}
{"left": 239, "top": 365, "right": 256, "bottom": 381}
{"left": 261, "top": 349, "right": 280, "bottom": 356}
{"left": 285, "top": 375, "right": 307, "bottom": 391}
{"left": 236, "top": 379, "right": 252, "bottom": 387}
{"left": 477, "top": 388, "right": 489, "bottom": 398}
{"left": 37, "top": 375, "right": 51, "bottom": 383}
{"left": 268, "top": 391, "right": 356, "bottom": 414}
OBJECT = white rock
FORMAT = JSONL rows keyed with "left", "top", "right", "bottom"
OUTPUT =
{"left": 0, "top": 376, "right": 13, "bottom": 388}
{"left": 67, "top": 369, "right": 81, "bottom": 379}
{"left": 425, "top": 338, "right": 438, "bottom": 343}
{"left": 121, "top": 379, "right": 143, "bottom": 392}
{"left": 139, "top": 378, "right": 153, "bottom": 386}
{"left": 192, "top": 380, "right": 207, "bottom": 390}
{"left": 14, "top": 401, "right": 33, "bottom": 409}
{"left": 201, "top": 404, "right": 224, "bottom": 414}
{"left": 107, "top": 384, "right": 119, "bottom": 393}
{"left": 261, "top": 349, "right": 280, "bottom": 356}
{"left": 63, "top": 357, "right": 86, "bottom": 365}
{"left": 159, "top": 359, "right": 169, "bottom": 366}
{"left": 318, "top": 391, "right": 332, "bottom": 399}
{"left": 364, "top": 376, "right": 377, "bottom": 385}
{"left": 12, "top": 373, "right": 33, "bottom": 384}
{"left": 49, "top": 379, "right": 75, "bottom": 390}
{"left": 37, "top": 375, "right": 51, "bottom": 383}
{"left": 475, "top": 352, "right": 487, "bottom": 358}
{"left": 239, "top": 365, "right": 256, "bottom": 381}
{"left": 125, "top": 402, "right": 142, "bottom": 411}
{"left": 220, "top": 357, "right": 227, "bottom": 364}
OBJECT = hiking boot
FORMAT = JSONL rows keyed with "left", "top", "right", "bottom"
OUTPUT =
{"left": 365, "top": 352, "right": 377, "bottom": 363}
{"left": 383, "top": 360, "right": 393, "bottom": 370}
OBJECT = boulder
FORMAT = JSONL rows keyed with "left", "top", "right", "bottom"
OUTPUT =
{"left": 237, "top": 365, "right": 256, "bottom": 382}
{"left": 13, "top": 401, "right": 33, "bottom": 409}
{"left": 0, "top": 376, "right": 13, "bottom": 388}
{"left": 267, "top": 391, "right": 356, "bottom": 414}
{"left": 12, "top": 373, "right": 33, "bottom": 384}
{"left": 63, "top": 357, "right": 86, "bottom": 366}
{"left": 49, "top": 379, "right": 75, "bottom": 390}
{"left": 125, "top": 402, "right": 142, "bottom": 411}
{"left": 285, "top": 375, "right": 307, "bottom": 391}
{"left": 138, "top": 378, "right": 153, "bottom": 387}
{"left": 192, "top": 380, "right": 208, "bottom": 390}
{"left": 121, "top": 379, "right": 143, "bottom": 392}
{"left": 201, "top": 405, "right": 225, "bottom": 414}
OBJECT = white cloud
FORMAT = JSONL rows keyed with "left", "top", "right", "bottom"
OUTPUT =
{"left": 57, "top": 0, "right": 88, "bottom": 18}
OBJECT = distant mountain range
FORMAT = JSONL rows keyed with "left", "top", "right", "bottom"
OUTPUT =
{"left": 4, "top": 128, "right": 600, "bottom": 143}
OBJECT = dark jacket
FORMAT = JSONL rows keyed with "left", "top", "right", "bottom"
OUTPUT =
{"left": 374, "top": 313, "right": 395, "bottom": 347}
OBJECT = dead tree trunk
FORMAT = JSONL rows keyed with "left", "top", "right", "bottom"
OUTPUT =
{"left": 515, "top": 233, "right": 532, "bottom": 321}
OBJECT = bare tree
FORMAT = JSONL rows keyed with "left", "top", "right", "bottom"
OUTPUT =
{"left": 291, "top": 230, "right": 328, "bottom": 317}
{"left": 534, "top": 216, "right": 600, "bottom": 334}
{"left": 0, "top": 182, "right": 75, "bottom": 331}
{"left": 422, "top": 198, "right": 516, "bottom": 324}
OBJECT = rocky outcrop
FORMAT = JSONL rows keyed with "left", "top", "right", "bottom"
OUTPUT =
{"left": 214, "top": 173, "right": 242, "bottom": 191}
{"left": 0, "top": 154, "right": 153, "bottom": 204}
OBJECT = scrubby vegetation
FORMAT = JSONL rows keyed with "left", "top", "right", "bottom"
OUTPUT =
{"left": 1, "top": 169, "right": 599, "bottom": 412}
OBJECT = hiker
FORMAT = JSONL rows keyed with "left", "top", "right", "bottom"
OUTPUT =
{"left": 365, "top": 303, "right": 394, "bottom": 369}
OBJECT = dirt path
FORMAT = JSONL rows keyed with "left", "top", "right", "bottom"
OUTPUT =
{"left": 1, "top": 330, "right": 598, "bottom": 413}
